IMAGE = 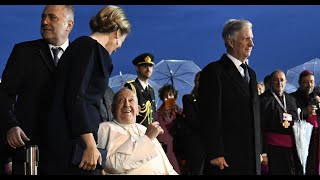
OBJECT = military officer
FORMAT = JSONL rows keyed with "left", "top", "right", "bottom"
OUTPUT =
{"left": 123, "top": 53, "right": 157, "bottom": 127}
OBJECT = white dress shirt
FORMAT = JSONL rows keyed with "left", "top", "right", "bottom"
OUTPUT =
{"left": 137, "top": 78, "right": 149, "bottom": 90}
{"left": 48, "top": 39, "right": 69, "bottom": 60}
{"left": 226, "top": 53, "right": 249, "bottom": 78}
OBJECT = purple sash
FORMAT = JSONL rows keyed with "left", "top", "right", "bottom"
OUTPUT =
{"left": 265, "top": 132, "right": 293, "bottom": 148}
{"left": 308, "top": 115, "right": 319, "bottom": 128}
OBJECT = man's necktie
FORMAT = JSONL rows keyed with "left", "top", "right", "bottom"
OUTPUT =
{"left": 51, "top": 47, "right": 61, "bottom": 66}
{"left": 145, "top": 86, "right": 150, "bottom": 96}
{"left": 240, "top": 63, "right": 250, "bottom": 84}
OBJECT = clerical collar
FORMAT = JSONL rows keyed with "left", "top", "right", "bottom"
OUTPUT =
{"left": 112, "top": 119, "right": 133, "bottom": 127}
{"left": 112, "top": 119, "right": 141, "bottom": 141}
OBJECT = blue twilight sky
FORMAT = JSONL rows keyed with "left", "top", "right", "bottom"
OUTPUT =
{"left": 1, "top": 5, "right": 320, "bottom": 83}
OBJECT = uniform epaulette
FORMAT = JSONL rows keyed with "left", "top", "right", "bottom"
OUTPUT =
{"left": 123, "top": 80, "right": 137, "bottom": 95}
{"left": 126, "top": 80, "right": 135, "bottom": 84}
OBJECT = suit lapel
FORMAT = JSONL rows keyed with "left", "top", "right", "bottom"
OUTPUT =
{"left": 221, "top": 54, "right": 249, "bottom": 96}
{"left": 149, "top": 85, "right": 155, "bottom": 102}
{"left": 39, "top": 40, "right": 55, "bottom": 72}
{"left": 248, "top": 66, "right": 259, "bottom": 102}
{"left": 146, "top": 84, "right": 154, "bottom": 100}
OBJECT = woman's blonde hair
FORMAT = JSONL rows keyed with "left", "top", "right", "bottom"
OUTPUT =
{"left": 89, "top": 5, "right": 131, "bottom": 36}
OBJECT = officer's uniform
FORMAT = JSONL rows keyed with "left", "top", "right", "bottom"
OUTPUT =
{"left": 123, "top": 53, "right": 156, "bottom": 127}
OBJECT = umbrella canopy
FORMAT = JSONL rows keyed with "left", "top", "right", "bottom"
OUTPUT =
{"left": 284, "top": 82, "right": 298, "bottom": 94}
{"left": 150, "top": 60, "right": 201, "bottom": 108}
{"left": 286, "top": 58, "right": 320, "bottom": 92}
{"left": 108, "top": 71, "right": 161, "bottom": 107}
{"left": 108, "top": 71, "right": 135, "bottom": 92}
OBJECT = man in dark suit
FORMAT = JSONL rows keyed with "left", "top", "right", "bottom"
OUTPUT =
{"left": 0, "top": 5, "right": 74, "bottom": 175}
{"left": 124, "top": 53, "right": 157, "bottom": 127}
{"left": 199, "top": 19, "right": 261, "bottom": 175}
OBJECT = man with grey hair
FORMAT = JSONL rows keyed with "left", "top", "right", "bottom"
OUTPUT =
{"left": 0, "top": 5, "right": 74, "bottom": 175}
{"left": 199, "top": 19, "right": 261, "bottom": 175}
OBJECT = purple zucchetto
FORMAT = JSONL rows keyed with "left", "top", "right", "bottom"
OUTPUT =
{"left": 299, "top": 70, "right": 314, "bottom": 83}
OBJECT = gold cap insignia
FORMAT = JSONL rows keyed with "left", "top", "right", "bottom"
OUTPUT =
{"left": 137, "top": 55, "right": 154, "bottom": 65}
{"left": 145, "top": 56, "right": 151, "bottom": 63}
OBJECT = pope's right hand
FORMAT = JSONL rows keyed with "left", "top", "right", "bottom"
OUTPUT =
{"left": 145, "top": 121, "right": 164, "bottom": 140}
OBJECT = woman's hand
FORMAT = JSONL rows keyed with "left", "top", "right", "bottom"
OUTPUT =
{"left": 79, "top": 133, "right": 102, "bottom": 171}
{"left": 79, "top": 146, "right": 102, "bottom": 171}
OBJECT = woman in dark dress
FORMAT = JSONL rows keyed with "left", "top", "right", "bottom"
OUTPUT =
{"left": 45, "top": 5, "right": 131, "bottom": 174}
{"left": 182, "top": 71, "right": 206, "bottom": 175}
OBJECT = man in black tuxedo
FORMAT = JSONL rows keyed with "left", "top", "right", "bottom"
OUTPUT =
{"left": 0, "top": 5, "right": 74, "bottom": 175}
{"left": 124, "top": 53, "right": 157, "bottom": 127}
{"left": 199, "top": 19, "right": 261, "bottom": 175}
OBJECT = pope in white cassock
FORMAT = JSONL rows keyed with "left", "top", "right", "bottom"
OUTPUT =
{"left": 97, "top": 87, "right": 178, "bottom": 175}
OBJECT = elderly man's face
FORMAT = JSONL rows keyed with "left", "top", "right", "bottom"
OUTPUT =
{"left": 41, "top": 5, "right": 73, "bottom": 46}
{"left": 229, "top": 27, "right": 254, "bottom": 62}
{"left": 113, "top": 89, "right": 140, "bottom": 124}
{"left": 271, "top": 72, "right": 287, "bottom": 95}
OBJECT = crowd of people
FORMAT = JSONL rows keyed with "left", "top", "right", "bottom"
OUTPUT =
{"left": 0, "top": 5, "right": 320, "bottom": 176}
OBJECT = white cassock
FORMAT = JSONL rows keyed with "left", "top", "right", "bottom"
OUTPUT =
{"left": 97, "top": 121, "right": 178, "bottom": 175}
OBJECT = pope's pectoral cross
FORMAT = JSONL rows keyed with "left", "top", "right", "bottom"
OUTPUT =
{"left": 282, "top": 120, "right": 290, "bottom": 128}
